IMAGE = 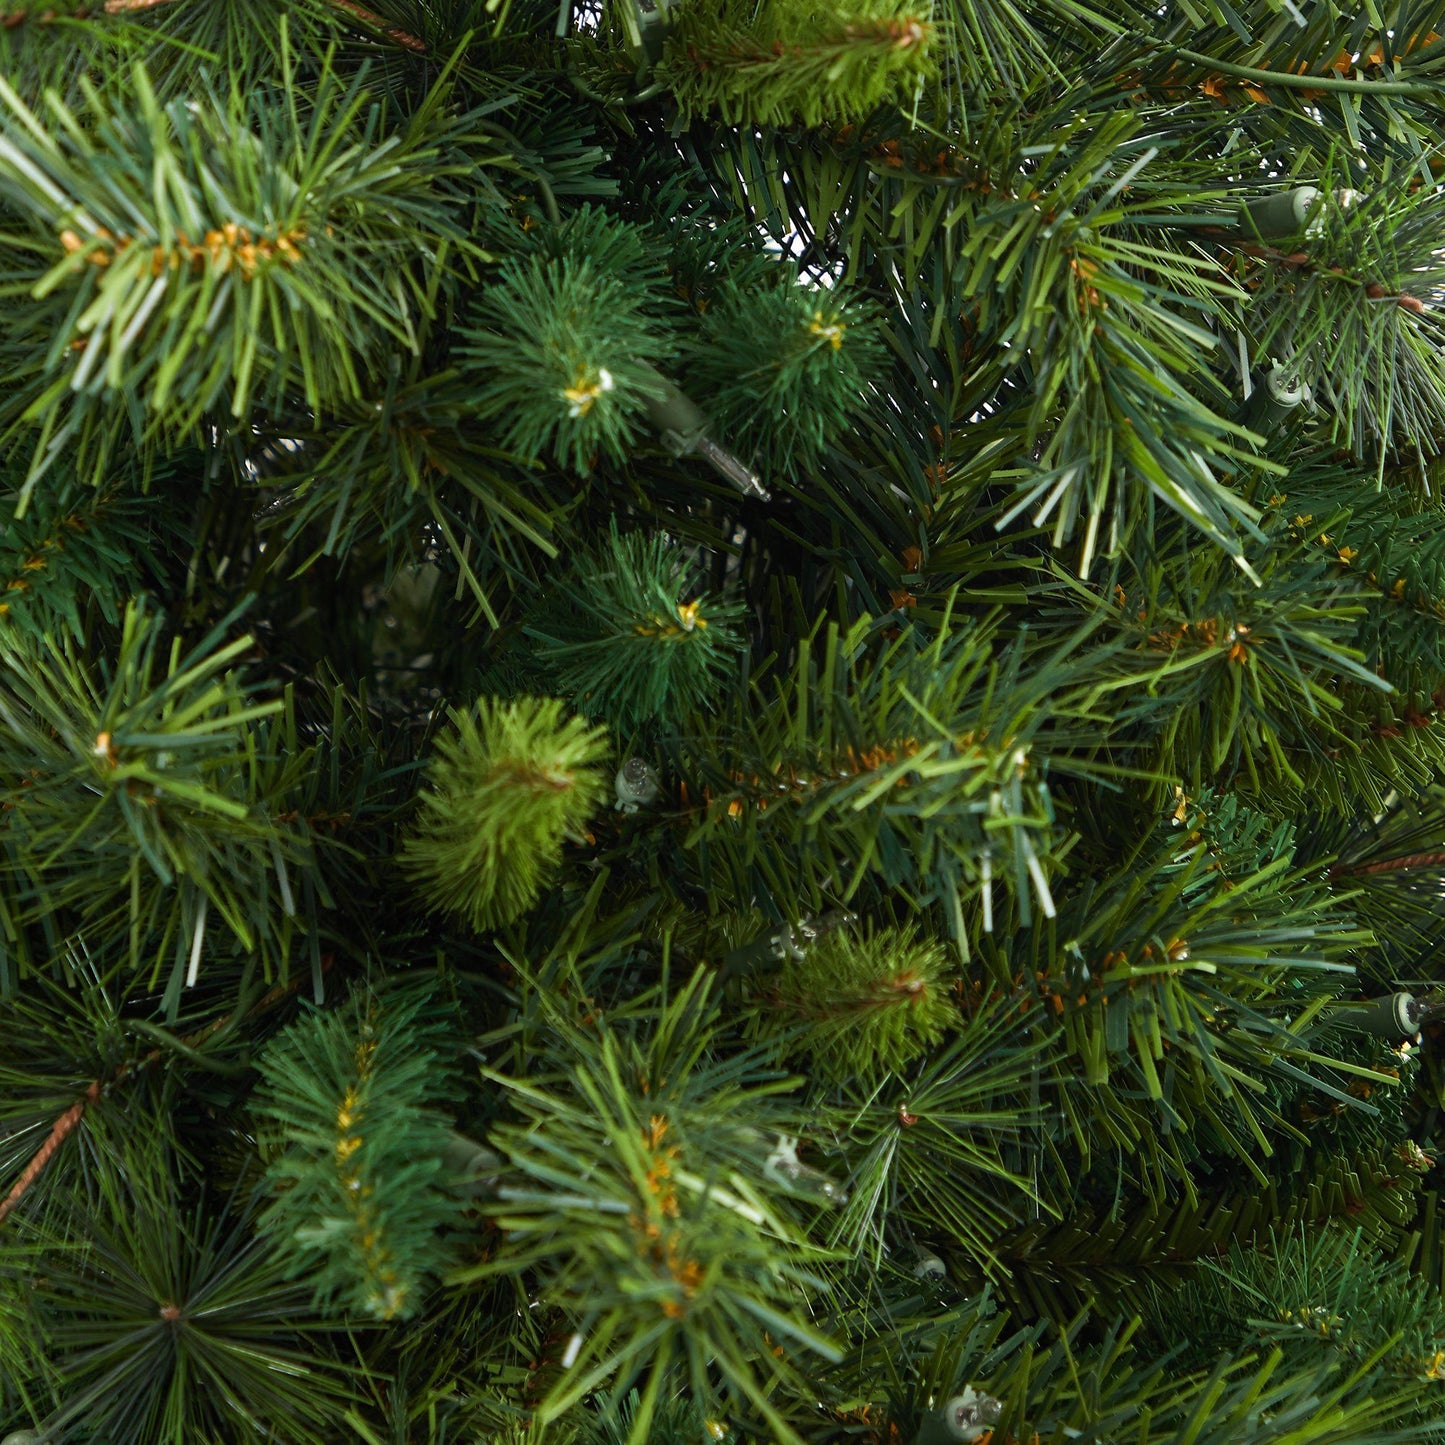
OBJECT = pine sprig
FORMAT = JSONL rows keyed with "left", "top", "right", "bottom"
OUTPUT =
{"left": 0, "top": 599, "right": 317, "bottom": 997}
{"left": 400, "top": 696, "right": 610, "bottom": 931}
{"left": 0, "top": 47, "right": 490, "bottom": 490}
{"left": 252, "top": 978, "right": 462, "bottom": 1321}
{"left": 458, "top": 249, "right": 673, "bottom": 474}
{"left": 819, "top": 994, "right": 1046, "bottom": 1267}
{"left": 987, "top": 802, "right": 1383, "bottom": 1185}
{"left": 1225, "top": 174, "right": 1445, "bottom": 462}
{"left": 748, "top": 921, "right": 958, "bottom": 1083}
{"left": 0, "top": 472, "right": 166, "bottom": 642}
{"left": 8, "top": 1150, "right": 348, "bottom": 1445}
{"left": 657, "top": 0, "right": 938, "bottom": 127}
{"left": 464, "top": 963, "right": 842, "bottom": 1445}
{"left": 525, "top": 522, "right": 748, "bottom": 731}
{"left": 855, "top": 1286, "right": 1434, "bottom": 1445}
{"left": 1155, "top": 1225, "right": 1445, "bottom": 1409}
{"left": 681, "top": 604, "right": 1121, "bottom": 951}
{"left": 683, "top": 279, "right": 886, "bottom": 479}
{"left": 1087, "top": 520, "right": 1390, "bottom": 800}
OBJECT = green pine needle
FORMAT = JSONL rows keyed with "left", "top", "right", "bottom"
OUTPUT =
{"left": 1156, "top": 1225, "right": 1445, "bottom": 1411}
{"left": 459, "top": 255, "right": 672, "bottom": 474}
{"left": 526, "top": 522, "right": 748, "bottom": 731}
{"left": 658, "top": 0, "right": 939, "bottom": 127}
{"left": 749, "top": 922, "right": 958, "bottom": 1082}
{"left": 684, "top": 281, "right": 886, "bottom": 477}
{"left": 465, "top": 964, "right": 841, "bottom": 1445}
{"left": 13, "top": 1151, "right": 347, "bottom": 1445}
{"left": 253, "top": 979, "right": 461, "bottom": 1322}
{"left": 401, "top": 696, "right": 610, "bottom": 931}
{"left": 0, "top": 598, "right": 317, "bottom": 994}
{"left": 0, "top": 49, "right": 487, "bottom": 489}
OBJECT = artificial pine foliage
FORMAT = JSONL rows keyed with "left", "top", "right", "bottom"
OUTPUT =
{"left": 681, "top": 280, "right": 887, "bottom": 477}
{"left": 744, "top": 920, "right": 959, "bottom": 1081}
{"left": 523, "top": 520, "right": 747, "bottom": 730}
{"left": 252, "top": 977, "right": 465, "bottom": 1321}
{"left": 16, "top": 2, "right": 1445, "bottom": 1444}
{"left": 400, "top": 696, "right": 610, "bottom": 930}
{"left": 458, "top": 243, "right": 672, "bottom": 474}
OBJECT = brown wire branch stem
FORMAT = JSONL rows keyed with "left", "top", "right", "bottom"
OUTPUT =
{"left": 327, "top": 0, "right": 427, "bottom": 51}
{"left": 0, "top": 954, "right": 334, "bottom": 1226}
{"left": 1331, "top": 850, "right": 1445, "bottom": 877}
{"left": 1192, "top": 228, "right": 1427, "bottom": 314}
{"left": 0, "top": 0, "right": 426, "bottom": 51}
{"left": 0, "top": 1081, "right": 101, "bottom": 1224}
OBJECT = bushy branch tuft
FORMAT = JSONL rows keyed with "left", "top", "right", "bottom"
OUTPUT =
{"left": 684, "top": 280, "right": 886, "bottom": 478}
{"left": 459, "top": 243, "right": 672, "bottom": 474}
{"left": 401, "top": 696, "right": 609, "bottom": 930}
{"left": 252, "top": 979, "right": 462, "bottom": 1321}
{"left": 658, "top": 0, "right": 939, "bottom": 127}
{"left": 526, "top": 522, "right": 747, "bottom": 731}
{"left": 749, "top": 921, "right": 958, "bottom": 1082}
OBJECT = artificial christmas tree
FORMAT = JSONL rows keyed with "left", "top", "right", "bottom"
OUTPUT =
{"left": 6, "top": 1, "right": 1445, "bottom": 1442}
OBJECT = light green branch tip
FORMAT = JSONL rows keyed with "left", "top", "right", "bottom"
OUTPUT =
{"left": 401, "top": 695, "right": 610, "bottom": 931}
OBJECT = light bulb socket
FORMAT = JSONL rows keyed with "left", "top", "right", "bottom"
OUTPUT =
{"left": 1237, "top": 187, "right": 1323, "bottom": 239}
{"left": 915, "top": 1389, "right": 1003, "bottom": 1445}
{"left": 1244, "top": 364, "right": 1312, "bottom": 431}
{"left": 621, "top": 0, "right": 672, "bottom": 70}
{"left": 912, "top": 1247, "right": 947, "bottom": 1280}
{"left": 1263, "top": 365, "right": 1310, "bottom": 408}
{"left": 1335, "top": 992, "right": 1422, "bottom": 1039}
{"left": 637, "top": 364, "right": 709, "bottom": 455}
{"left": 441, "top": 1132, "right": 503, "bottom": 1198}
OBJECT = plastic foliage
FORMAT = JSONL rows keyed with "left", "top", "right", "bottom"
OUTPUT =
{"left": 818, "top": 993, "right": 1046, "bottom": 1267}
{"left": 683, "top": 602, "right": 1118, "bottom": 953}
{"left": 461, "top": 964, "right": 843, "bottom": 1445}
{"left": 1000, "top": 815, "right": 1378, "bottom": 1183}
{"left": 747, "top": 920, "right": 958, "bottom": 1083}
{"left": 585, "top": 1390, "right": 721, "bottom": 1445}
{"left": 1082, "top": 509, "right": 1394, "bottom": 806}
{"left": 1153, "top": 1226, "right": 1445, "bottom": 1417}
{"left": 915, "top": 105, "right": 1263, "bottom": 572}
{"left": 400, "top": 696, "right": 609, "bottom": 931}
{"left": 0, "top": 1251, "right": 49, "bottom": 1430}
{"left": 252, "top": 978, "right": 462, "bottom": 1322}
{"left": 683, "top": 278, "right": 886, "bottom": 479}
{"left": 525, "top": 522, "right": 747, "bottom": 732}
{"left": 1230, "top": 169, "right": 1445, "bottom": 462}
{"left": 842, "top": 1287, "right": 1434, "bottom": 1445}
{"left": 0, "top": 46, "right": 489, "bottom": 492}
{"left": 0, "top": 472, "right": 165, "bottom": 643}
{"left": 518, "top": 205, "right": 666, "bottom": 282}
{"left": 244, "top": 356, "right": 568, "bottom": 629}
{"left": 580, "top": 1387, "right": 728, "bottom": 1445}
{"left": 1318, "top": 784, "right": 1445, "bottom": 982}
{"left": 657, "top": 0, "right": 938, "bottom": 127}
{"left": 458, "top": 228, "right": 674, "bottom": 473}
{"left": 0, "top": 598, "right": 316, "bottom": 1000}
{"left": 10, "top": 1149, "right": 346, "bottom": 1445}
{"left": 0, "top": 957, "right": 179, "bottom": 1210}
{"left": 1159, "top": 787, "right": 1298, "bottom": 886}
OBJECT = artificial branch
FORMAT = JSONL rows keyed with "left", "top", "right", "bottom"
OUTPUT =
{"left": 0, "top": 956, "right": 333, "bottom": 1225}
{"left": 1331, "top": 851, "right": 1445, "bottom": 878}
{"left": 0, "top": 0, "right": 426, "bottom": 50}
